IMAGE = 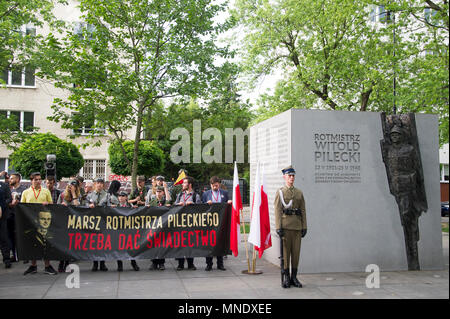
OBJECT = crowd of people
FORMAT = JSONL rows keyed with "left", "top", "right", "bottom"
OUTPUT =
{"left": 0, "top": 170, "right": 232, "bottom": 276}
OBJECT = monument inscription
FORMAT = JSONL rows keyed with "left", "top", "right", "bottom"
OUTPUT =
{"left": 313, "top": 133, "right": 361, "bottom": 183}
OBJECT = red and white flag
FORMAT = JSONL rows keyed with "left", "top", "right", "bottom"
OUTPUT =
{"left": 230, "top": 162, "right": 243, "bottom": 257}
{"left": 248, "top": 162, "right": 272, "bottom": 258}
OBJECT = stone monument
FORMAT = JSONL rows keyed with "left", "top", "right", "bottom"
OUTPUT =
{"left": 249, "top": 109, "right": 443, "bottom": 273}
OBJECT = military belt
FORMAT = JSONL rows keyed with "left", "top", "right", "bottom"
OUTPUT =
{"left": 282, "top": 208, "right": 301, "bottom": 215}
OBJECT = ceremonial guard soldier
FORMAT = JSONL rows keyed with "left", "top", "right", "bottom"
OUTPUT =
{"left": 274, "top": 165, "right": 307, "bottom": 288}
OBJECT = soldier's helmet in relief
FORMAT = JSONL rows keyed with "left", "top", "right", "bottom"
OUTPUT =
{"left": 390, "top": 125, "right": 404, "bottom": 135}
{"left": 281, "top": 165, "right": 296, "bottom": 175}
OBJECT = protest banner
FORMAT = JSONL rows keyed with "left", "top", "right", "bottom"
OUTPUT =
{"left": 16, "top": 203, "right": 231, "bottom": 260}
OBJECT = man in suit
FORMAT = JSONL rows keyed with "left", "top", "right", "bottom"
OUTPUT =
{"left": 202, "top": 176, "right": 232, "bottom": 271}
{"left": 274, "top": 165, "right": 307, "bottom": 288}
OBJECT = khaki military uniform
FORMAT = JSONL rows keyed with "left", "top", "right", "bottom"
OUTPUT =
{"left": 274, "top": 186, "right": 306, "bottom": 269}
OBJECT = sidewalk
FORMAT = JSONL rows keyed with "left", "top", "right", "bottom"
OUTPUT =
{"left": 0, "top": 233, "right": 448, "bottom": 299}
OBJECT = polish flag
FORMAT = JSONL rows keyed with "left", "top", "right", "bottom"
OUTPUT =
{"left": 230, "top": 162, "right": 243, "bottom": 257}
{"left": 248, "top": 162, "right": 272, "bottom": 258}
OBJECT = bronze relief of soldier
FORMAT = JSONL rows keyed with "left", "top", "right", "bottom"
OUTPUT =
{"left": 380, "top": 113, "right": 428, "bottom": 271}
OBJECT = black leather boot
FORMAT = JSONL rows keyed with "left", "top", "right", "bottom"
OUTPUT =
{"left": 282, "top": 269, "right": 291, "bottom": 288}
{"left": 117, "top": 260, "right": 123, "bottom": 272}
{"left": 92, "top": 261, "right": 98, "bottom": 271}
{"left": 131, "top": 260, "right": 140, "bottom": 271}
{"left": 100, "top": 261, "right": 108, "bottom": 271}
{"left": 290, "top": 268, "right": 303, "bottom": 288}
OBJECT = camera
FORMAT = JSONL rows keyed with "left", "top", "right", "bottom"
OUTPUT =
{"left": 44, "top": 154, "right": 57, "bottom": 179}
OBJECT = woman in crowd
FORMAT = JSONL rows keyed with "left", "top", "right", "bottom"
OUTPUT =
{"left": 58, "top": 180, "right": 82, "bottom": 206}
{"left": 107, "top": 180, "right": 121, "bottom": 207}
{"left": 57, "top": 180, "right": 81, "bottom": 272}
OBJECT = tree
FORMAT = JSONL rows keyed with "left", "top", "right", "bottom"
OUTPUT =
{"left": 386, "top": 0, "right": 449, "bottom": 145}
{"left": 142, "top": 70, "right": 253, "bottom": 183}
{"left": 232, "top": 0, "right": 448, "bottom": 144}
{"left": 37, "top": 0, "right": 232, "bottom": 190}
{"left": 232, "top": 0, "right": 394, "bottom": 114}
{"left": 108, "top": 140, "right": 165, "bottom": 177}
{"left": 8, "top": 133, "right": 84, "bottom": 179}
{"left": 0, "top": 0, "right": 62, "bottom": 148}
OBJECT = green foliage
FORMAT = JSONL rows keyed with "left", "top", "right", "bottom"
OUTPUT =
{"left": 9, "top": 133, "right": 84, "bottom": 179}
{"left": 142, "top": 72, "right": 252, "bottom": 183}
{"left": 0, "top": 0, "right": 63, "bottom": 73}
{"left": 0, "top": 0, "right": 63, "bottom": 148}
{"left": 0, "top": 112, "right": 34, "bottom": 150}
{"left": 387, "top": 0, "right": 449, "bottom": 145}
{"left": 108, "top": 140, "right": 165, "bottom": 177}
{"left": 232, "top": 0, "right": 448, "bottom": 144}
{"left": 36, "top": 0, "right": 233, "bottom": 188}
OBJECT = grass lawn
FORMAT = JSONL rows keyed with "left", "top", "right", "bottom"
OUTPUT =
{"left": 442, "top": 223, "right": 449, "bottom": 233}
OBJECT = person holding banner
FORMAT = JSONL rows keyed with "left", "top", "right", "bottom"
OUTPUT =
{"left": 174, "top": 176, "right": 201, "bottom": 270}
{"left": 148, "top": 185, "right": 171, "bottom": 270}
{"left": 86, "top": 177, "right": 109, "bottom": 271}
{"left": 111, "top": 187, "right": 140, "bottom": 272}
{"left": 21, "top": 172, "right": 57, "bottom": 275}
{"left": 58, "top": 180, "right": 81, "bottom": 206}
{"left": 107, "top": 180, "right": 121, "bottom": 207}
{"left": 129, "top": 176, "right": 148, "bottom": 207}
{"left": 202, "top": 176, "right": 231, "bottom": 271}
{"left": 86, "top": 178, "right": 110, "bottom": 208}
{"left": 57, "top": 179, "right": 82, "bottom": 272}
{"left": 117, "top": 191, "right": 131, "bottom": 207}
{"left": 274, "top": 165, "right": 307, "bottom": 288}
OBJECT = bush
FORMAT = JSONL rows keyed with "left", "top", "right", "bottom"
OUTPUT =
{"left": 9, "top": 133, "right": 84, "bottom": 179}
{"left": 108, "top": 140, "right": 165, "bottom": 177}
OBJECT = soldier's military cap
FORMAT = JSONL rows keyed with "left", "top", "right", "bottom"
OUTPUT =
{"left": 137, "top": 175, "right": 146, "bottom": 181}
{"left": 390, "top": 125, "right": 403, "bottom": 135}
{"left": 156, "top": 186, "right": 165, "bottom": 191}
{"left": 281, "top": 165, "right": 296, "bottom": 175}
{"left": 69, "top": 180, "right": 78, "bottom": 186}
{"left": 94, "top": 177, "right": 105, "bottom": 183}
{"left": 156, "top": 175, "right": 165, "bottom": 181}
{"left": 118, "top": 191, "right": 128, "bottom": 197}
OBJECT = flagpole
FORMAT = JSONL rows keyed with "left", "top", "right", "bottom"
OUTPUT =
{"left": 242, "top": 161, "right": 262, "bottom": 275}
{"left": 239, "top": 207, "right": 251, "bottom": 273}
{"left": 252, "top": 246, "right": 256, "bottom": 273}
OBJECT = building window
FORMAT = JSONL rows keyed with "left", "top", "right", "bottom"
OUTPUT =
{"left": 79, "top": 159, "right": 106, "bottom": 180}
{"left": 71, "top": 112, "right": 105, "bottom": 136}
{"left": 369, "top": 5, "right": 392, "bottom": 23}
{"left": 442, "top": 164, "right": 449, "bottom": 182}
{"left": 1, "top": 65, "right": 36, "bottom": 87}
{"left": 0, "top": 158, "right": 6, "bottom": 172}
{"left": 0, "top": 110, "right": 34, "bottom": 132}
{"left": 0, "top": 158, "right": 17, "bottom": 174}
{"left": 74, "top": 22, "right": 96, "bottom": 40}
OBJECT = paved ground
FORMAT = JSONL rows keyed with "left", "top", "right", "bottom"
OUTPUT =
{"left": 0, "top": 231, "right": 448, "bottom": 299}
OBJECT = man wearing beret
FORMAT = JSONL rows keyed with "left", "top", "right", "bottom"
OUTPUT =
{"left": 274, "top": 165, "right": 307, "bottom": 288}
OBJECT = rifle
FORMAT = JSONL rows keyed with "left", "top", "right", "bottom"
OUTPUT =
{"left": 279, "top": 231, "right": 285, "bottom": 286}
